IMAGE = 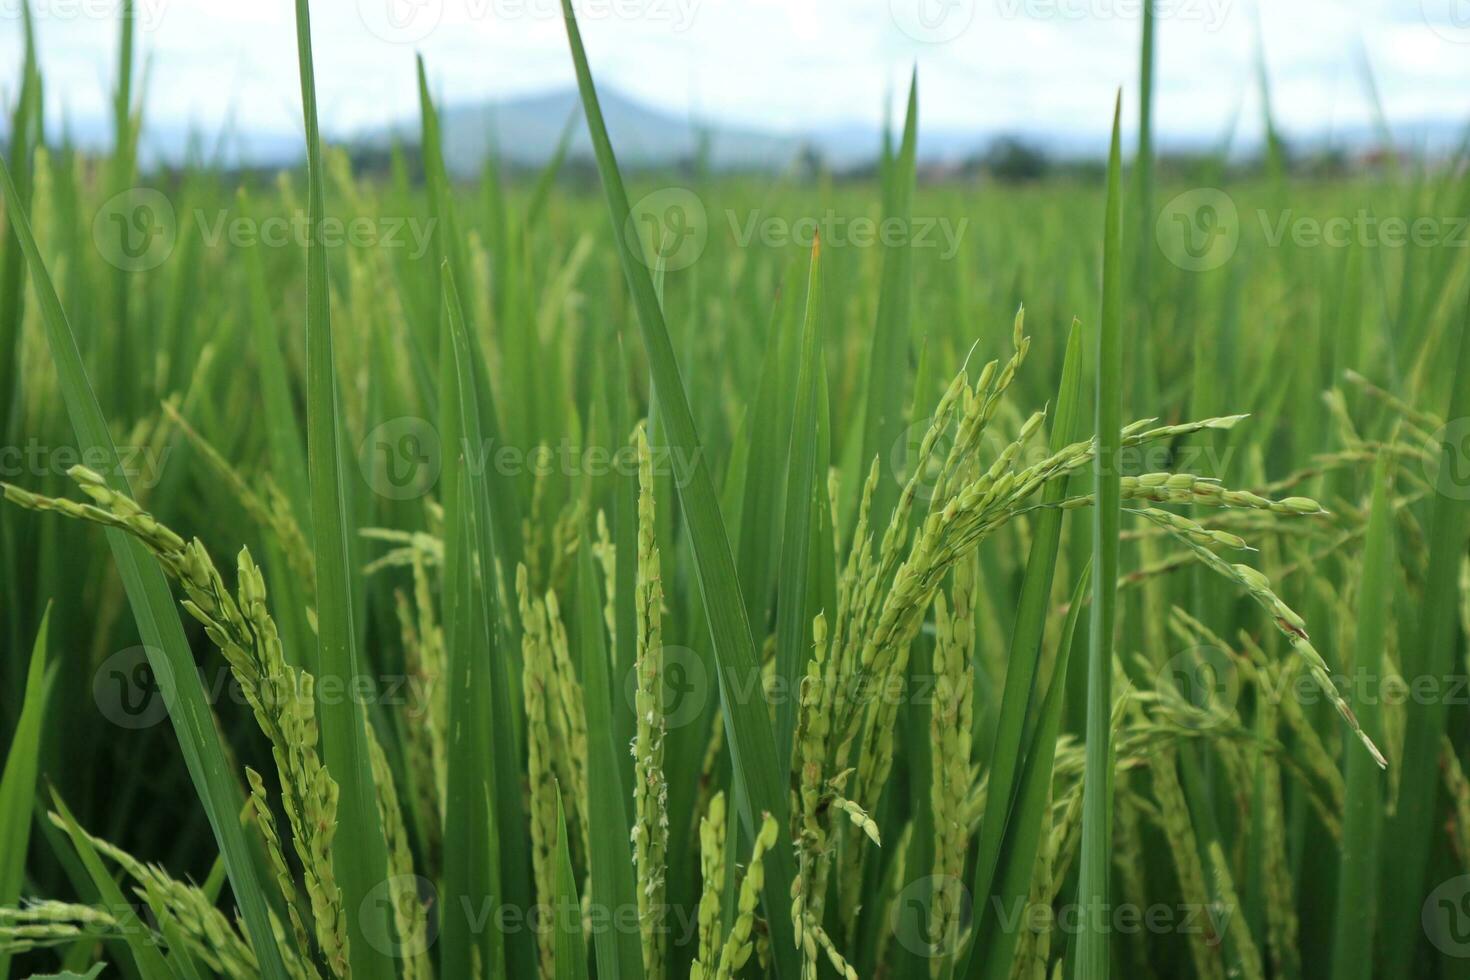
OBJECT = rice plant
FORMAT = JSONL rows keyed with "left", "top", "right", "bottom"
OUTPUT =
{"left": 0, "top": 1, "right": 1467, "bottom": 979}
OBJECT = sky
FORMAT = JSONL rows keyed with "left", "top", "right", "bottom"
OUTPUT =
{"left": 0, "top": 0, "right": 1467, "bottom": 152}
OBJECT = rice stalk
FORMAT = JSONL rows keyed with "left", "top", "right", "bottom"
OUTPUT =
{"left": 366, "top": 728, "right": 430, "bottom": 980}
{"left": 46, "top": 811, "right": 262, "bottom": 978}
{"left": 630, "top": 422, "right": 669, "bottom": 979}
{"left": 520, "top": 562, "right": 563, "bottom": 977}
{"left": 3, "top": 468, "right": 347, "bottom": 975}
{"left": 393, "top": 549, "right": 446, "bottom": 859}
{"left": 1149, "top": 748, "right": 1226, "bottom": 980}
{"left": 246, "top": 768, "right": 318, "bottom": 980}
{"left": 0, "top": 902, "right": 125, "bottom": 954}
{"left": 1208, "top": 841, "right": 1263, "bottom": 980}
{"left": 928, "top": 557, "right": 975, "bottom": 974}
{"left": 1254, "top": 669, "right": 1302, "bottom": 980}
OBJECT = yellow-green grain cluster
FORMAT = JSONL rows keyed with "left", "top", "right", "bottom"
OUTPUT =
{"left": 4, "top": 469, "right": 349, "bottom": 975}
{"left": 691, "top": 791, "right": 728, "bottom": 980}
{"left": 928, "top": 557, "right": 976, "bottom": 973}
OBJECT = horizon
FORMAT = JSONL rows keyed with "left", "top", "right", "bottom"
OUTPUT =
{"left": 0, "top": 0, "right": 1467, "bottom": 165}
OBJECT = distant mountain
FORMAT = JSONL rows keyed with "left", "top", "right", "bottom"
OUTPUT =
{"left": 366, "top": 86, "right": 816, "bottom": 175}
{"left": 361, "top": 85, "right": 1049, "bottom": 175}
{"left": 360, "top": 88, "right": 1470, "bottom": 175}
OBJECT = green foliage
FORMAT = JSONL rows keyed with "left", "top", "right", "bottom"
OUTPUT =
{"left": 0, "top": 4, "right": 1465, "bottom": 980}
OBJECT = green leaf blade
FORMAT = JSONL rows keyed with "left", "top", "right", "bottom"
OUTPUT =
{"left": 1077, "top": 90, "right": 1125, "bottom": 980}
{"left": 860, "top": 72, "right": 918, "bottom": 526}
{"left": 962, "top": 316, "right": 1085, "bottom": 980}
{"left": 774, "top": 237, "right": 824, "bottom": 767}
{"left": 0, "top": 607, "right": 53, "bottom": 980}
{"left": 436, "top": 265, "right": 510, "bottom": 979}
{"left": 290, "top": 2, "right": 395, "bottom": 976}
{"left": 974, "top": 566, "right": 1092, "bottom": 980}
{"left": 553, "top": 792, "right": 590, "bottom": 980}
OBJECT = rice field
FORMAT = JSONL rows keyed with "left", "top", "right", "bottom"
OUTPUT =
{"left": 0, "top": 2, "right": 1468, "bottom": 979}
